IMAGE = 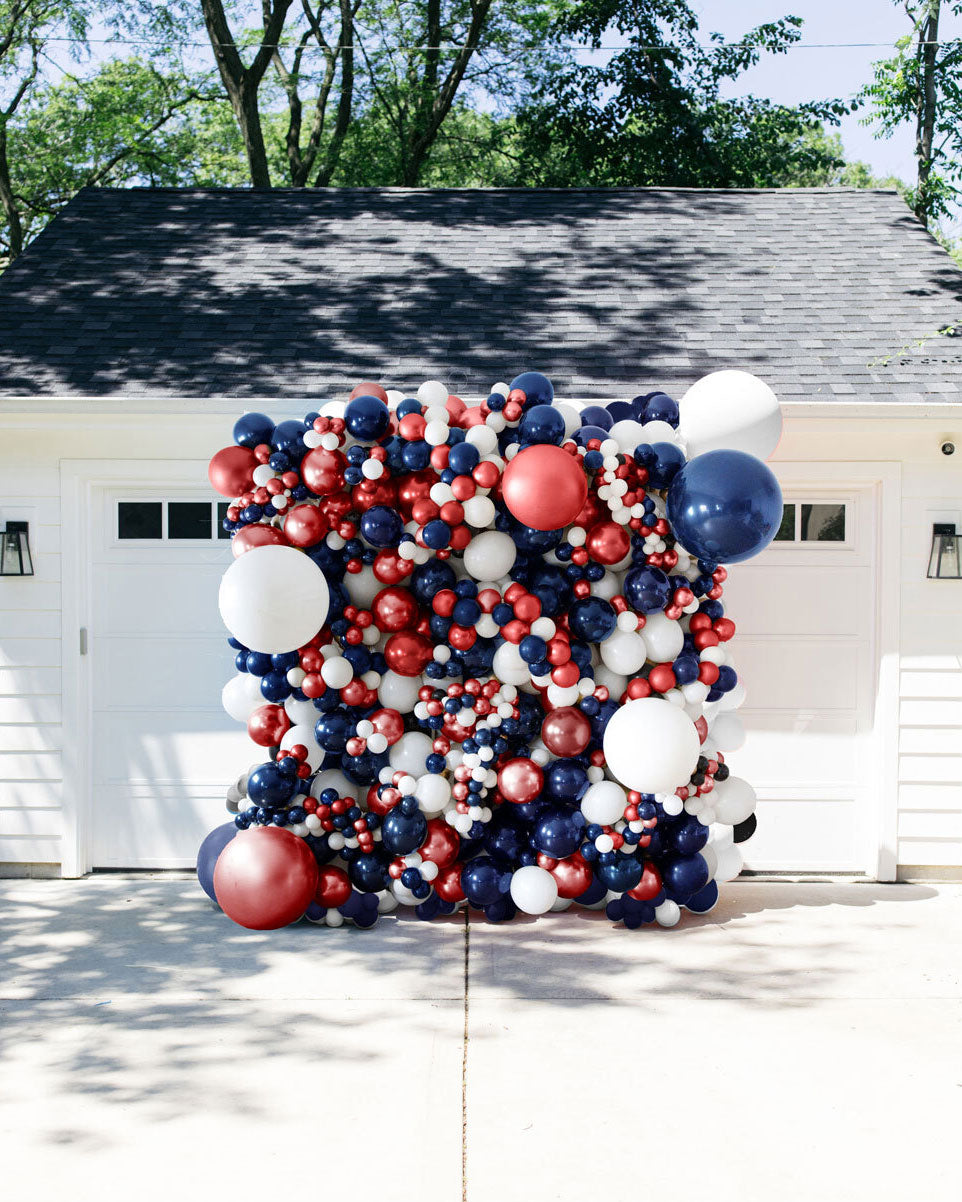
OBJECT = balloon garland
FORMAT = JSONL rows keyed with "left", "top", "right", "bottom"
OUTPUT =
{"left": 201, "top": 370, "right": 783, "bottom": 930}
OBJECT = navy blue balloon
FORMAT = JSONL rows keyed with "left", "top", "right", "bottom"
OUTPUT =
{"left": 512, "top": 523, "right": 563, "bottom": 553}
{"left": 196, "top": 822, "right": 236, "bottom": 901}
{"left": 667, "top": 450, "right": 782, "bottom": 564}
{"left": 381, "top": 808, "right": 428, "bottom": 855}
{"left": 315, "top": 711, "right": 354, "bottom": 752}
{"left": 685, "top": 879, "right": 719, "bottom": 913}
{"left": 233, "top": 412, "right": 275, "bottom": 448}
{"left": 411, "top": 559, "right": 456, "bottom": 605}
{"left": 544, "top": 759, "right": 589, "bottom": 803}
{"left": 572, "top": 424, "right": 611, "bottom": 447}
{"left": 662, "top": 853, "right": 710, "bottom": 902}
{"left": 622, "top": 564, "right": 672, "bottom": 614}
{"left": 645, "top": 441, "right": 686, "bottom": 489}
{"left": 532, "top": 808, "right": 584, "bottom": 858}
{"left": 595, "top": 853, "right": 643, "bottom": 893}
{"left": 483, "top": 814, "right": 527, "bottom": 865}
{"left": 509, "top": 371, "right": 553, "bottom": 406}
{"left": 579, "top": 405, "right": 613, "bottom": 430}
{"left": 247, "top": 762, "right": 299, "bottom": 806}
{"left": 568, "top": 596, "right": 617, "bottom": 642}
{"left": 574, "top": 876, "right": 607, "bottom": 906}
{"left": 349, "top": 851, "right": 390, "bottom": 893}
{"left": 271, "top": 419, "right": 307, "bottom": 456}
{"left": 359, "top": 505, "right": 403, "bottom": 548}
{"left": 671, "top": 816, "right": 710, "bottom": 855}
{"left": 640, "top": 392, "right": 680, "bottom": 427}
{"left": 448, "top": 441, "right": 480, "bottom": 475}
{"left": 345, "top": 394, "right": 390, "bottom": 442}
{"left": 605, "top": 400, "right": 634, "bottom": 422}
{"left": 461, "top": 856, "right": 508, "bottom": 907}
{"left": 519, "top": 404, "right": 565, "bottom": 445}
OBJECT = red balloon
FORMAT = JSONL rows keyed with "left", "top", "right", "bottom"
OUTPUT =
{"left": 316, "top": 864, "right": 352, "bottom": 908}
{"left": 397, "top": 469, "right": 438, "bottom": 520}
{"left": 628, "top": 860, "right": 663, "bottom": 901}
{"left": 349, "top": 381, "right": 389, "bottom": 402}
{"left": 548, "top": 851, "right": 594, "bottom": 899}
{"left": 208, "top": 445, "right": 258, "bottom": 497}
{"left": 352, "top": 477, "right": 397, "bottom": 512}
{"left": 585, "top": 520, "right": 631, "bottom": 565}
{"left": 372, "top": 586, "right": 420, "bottom": 632}
{"left": 501, "top": 444, "right": 588, "bottom": 530}
{"left": 302, "top": 446, "right": 346, "bottom": 496}
{"left": 540, "top": 706, "right": 591, "bottom": 757}
{"left": 434, "top": 863, "right": 466, "bottom": 903}
{"left": 247, "top": 703, "right": 291, "bottom": 747}
{"left": 213, "top": 827, "right": 319, "bottom": 930}
{"left": 284, "top": 503, "right": 328, "bottom": 547}
{"left": 498, "top": 757, "right": 544, "bottom": 803}
{"left": 419, "top": 817, "right": 461, "bottom": 869}
{"left": 384, "top": 631, "right": 434, "bottom": 677}
{"left": 369, "top": 707, "right": 404, "bottom": 745}
{"left": 231, "top": 523, "right": 290, "bottom": 557}
{"left": 372, "top": 550, "right": 412, "bottom": 584}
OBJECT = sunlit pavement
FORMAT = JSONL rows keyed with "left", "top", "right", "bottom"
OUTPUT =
{"left": 2, "top": 878, "right": 960, "bottom": 1202}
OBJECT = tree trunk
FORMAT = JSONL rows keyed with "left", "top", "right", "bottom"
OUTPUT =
{"left": 0, "top": 125, "right": 23, "bottom": 262}
{"left": 915, "top": 0, "right": 940, "bottom": 227}
{"left": 236, "top": 79, "right": 274, "bottom": 187}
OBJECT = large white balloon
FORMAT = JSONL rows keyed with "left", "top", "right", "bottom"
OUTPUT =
{"left": 218, "top": 545, "right": 329, "bottom": 654}
{"left": 608, "top": 419, "right": 648, "bottom": 453}
{"left": 378, "top": 669, "right": 423, "bottom": 712}
{"left": 414, "top": 773, "right": 452, "bottom": 815}
{"left": 642, "top": 612, "right": 684, "bottom": 663}
{"left": 280, "top": 723, "right": 323, "bottom": 770}
{"left": 222, "top": 672, "right": 265, "bottom": 722}
{"left": 712, "top": 776, "right": 757, "bottom": 825}
{"left": 599, "top": 628, "right": 647, "bottom": 675}
{"left": 389, "top": 731, "right": 434, "bottom": 777}
{"left": 603, "top": 698, "right": 701, "bottom": 793}
{"left": 462, "top": 530, "right": 516, "bottom": 580}
{"left": 310, "top": 768, "right": 358, "bottom": 800}
{"left": 509, "top": 865, "right": 558, "bottom": 915}
{"left": 342, "top": 564, "right": 383, "bottom": 608}
{"left": 679, "top": 369, "right": 782, "bottom": 459}
{"left": 580, "top": 780, "right": 628, "bottom": 826}
{"left": 493, "top": 640, "right": 531, "bottom": 685}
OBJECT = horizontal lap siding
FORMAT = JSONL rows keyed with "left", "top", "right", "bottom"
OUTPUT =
{"left": 0, "top": 460, "right": 62, "bottom": 867}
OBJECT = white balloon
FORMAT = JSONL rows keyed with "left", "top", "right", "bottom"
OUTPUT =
{"left": 221, "top": 673, "right": 265, "bottom": 722}
{"left": 608, "top": 419, "right": 648, "bottom": 453}
{"left": 284, "top": 695, "right": 317, "bottom": 726}
{"left": 701, "top": 843, "right": 718, "bottom": 880}
{"left": 378, "top": 669, "right": 423, "bottom": 712}
{"left": 714, "top": 844, "right": 744, "bottom": 883}
{"left": 655, "top": 899, "right": 681, "bottom": 927}
{"left": 389, "top": 731, "right": 434, "bottom": 777}
{"left": 310, "top": 769, "right": 357, "bottom": 800}
{"left": 593, "top": 664, "right": 628, "bottom": 699}
{"left": 599, "top": 628, "right": 647, "bottom": 674}
{"left": 642, "top": 611, "right": 684, "bottom": 662}
{"left": 679, "top": 369, "right": 782, "bottom": 459}
{"left": 640, "top": 420, "right": 681, "bottom": 445}
{"left": 342, "top": 564, "right": 383, "bottom": 608}
{"left": 711, "top": 712, "right": 746, "bottom": 751}
{"left": 417, "top": 379, "right": 448, "bottom": 406}
{"left": 493, "top": 640, "right": 531, "bottom": 685}
{"left": 463, "top": 530, "right": 516, "bottom": 580}
{"left": 218, "top": 545, "right": 329, "bottom": 654}
{"left": 554, "top": 403, "right": 581, "bottom": 438}
{"left": 589, "top": 570, "right": 623, "bottom": 601}
{"left": 280, "top": 723, "right": 323, "bottom": 770}
{"left": 320, "top": 656, "right": 353, "bottom": 689}
{"left": 603, "top": 698, "right": 700, "bottom": 793}
{"left": 717, "top": 680, "right": 746, "bottom": 712}
{"left": 462, "top": 495, "right": 496, "bottom": 527}
{"left": 415, "top": 773, "right": 451, "bottom": 814}
{"left": 580, "top": 780, "right": 628, "bottom": 826}
{"left": 509, "top": 865, "right": 558, "bottom": 915}
{"left": 712, "top": 776, "right": 757, "bottom": 825}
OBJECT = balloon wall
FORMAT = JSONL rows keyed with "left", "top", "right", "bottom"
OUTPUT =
{"left": 200, "top": 369, "right": 782, "bottom": 930}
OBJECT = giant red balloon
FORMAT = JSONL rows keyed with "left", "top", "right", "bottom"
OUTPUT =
{"left": 585, "top": 520, "right": 631, "bottom": 565}
{"left": 231, "top": 523, "right": 290, "bottom": 557}
{"left": 384, "top": 631, "right": 434, "bottom": 676}
{"left": 213, "top": 826, "right": 318, "bottom": 929}
{"left": 284, "top": 503, "right": 328, "bottom": 547}
{"left": 548, "top": 851, "right": 594, "bottom": 899}
{"left": 247, "top": 703, "right": 291, "bottom": 747}
{"left": 501, "top": 444, "right": 588, "bottom": 530}
{"left": 419, "top": 817, "right": 461, "bottom": 869}
{"left": 302, "top": 446, "right": 346, "bottom": 496}
{"left": 209, "top": 445, "right": 258, "bottom": 497}
{"left": 372, "top": 586, "right": 420, "bottom": 632}
{"left": 541, "top": 706, "right": 591, "bottom": 757}
{"left": 498, "top": 757, "right": 544, "bottom": 803}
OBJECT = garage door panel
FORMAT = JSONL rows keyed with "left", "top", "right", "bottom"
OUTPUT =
{"left": 93, "top": 637, "right": 234, "bottom": 710}
{"left": 733, "top": 714, "right": 859, "bottom": 785}
{"left": 93, "top": 711, "right": 250, "bottom": 785}
{"left": 722, "top": 565, "right": 864, "bottom": 637}
{"left": 94, "top": 563, "right": 225, "bottom": 635}
{"left": 732, "top": 641, "right": 860, "bottom": 711}
{"left": 745, "top": 798, "right": 858, "bottom": 872}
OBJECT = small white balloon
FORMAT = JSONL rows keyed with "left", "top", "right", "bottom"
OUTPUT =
{"left": 320, "top": 656, "right": 353, "bottom": 689}
{"left": 608, "top": 419, "right": 648, "bottom": 453}
{"left": 493, "top": 640, "right": 531, "bottom": 685}
{"left": 342, "top": 564, "right": 383, "bottom": 608}
{"left": 221, "top": 673, "right": 265, "bottom": 722}
{"left": 712, "top": 776, "right": 757, "bottom": 825}
{"left": 218, "top": 545, "right": 329, "bottom": 654}
{"left": 714, "top": 844, "right": 744, "bottom": 883}
{"left": 463, "top": 530, "right": 516, "bottom": 580}
{"left": 717, "top": 680, "right": 746, "bottom": 712}
{"left": 415, "top": 773, "right": 452, "bottom": 814}
{"left": 378, "top": 669, "right": 423, "bottom": 712}
{"left": 655, "top": 899, "right": 681, "bottom": 927}
{"left": 462, "top": 495, "right": 496, "bottom": 527}
{"left": 642, "top": 611, "right": 684, "bottom": 662}
{"left": 509, "top": 865, "right": 559, "bottom": 915}
{"left": 603, "top": 698, "right": 700, "bottom": 793}
{"left": 417, "top": 379, "right": 449, "bottom": 406}
{"left": 580, "top": 780, "right": 628, "bottom": 826}
{"left": 679, "top": 369, "right": 782, "bottom": 459}
{"left": 599, "top": 628, "right": 648, "bottom": 675}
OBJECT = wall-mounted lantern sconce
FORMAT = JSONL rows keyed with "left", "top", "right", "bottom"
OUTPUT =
{"left": 0, "top": 522, "right": 33, "bottom": 576}
{"left": 927, "top": 523, "right": 961, "bottom": 579}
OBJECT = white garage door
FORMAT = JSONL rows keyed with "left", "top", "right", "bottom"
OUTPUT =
{"left": 89, "top": 481, "right": 249, "bottom": 867}
{"left": 721, "top": 483, "right": 877, "bottom": 873}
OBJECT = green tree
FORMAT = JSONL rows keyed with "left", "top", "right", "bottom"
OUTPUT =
{"left": 860, "top": 1, "right": 962, "bottom": 228}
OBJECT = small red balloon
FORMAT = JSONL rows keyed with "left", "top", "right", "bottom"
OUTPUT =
{"left": 213, "top": 827, "right": 319, "bottom": 930}
{"left": 231, "top": 523, "right": 290, "bottom": 557}
{"left": 397, "top": 469, "right": 438, "bottom": 520}
{"left": 372, "top": 586, "right": 420, "bottom": 633}
{"left": 284, "top": 503, "right": 328, "bottom": 547}
{"left": 384, "top": 631, "right": 434, "bottom": 677}
{"left": 316, "top": 865, "right": 352, "bottom": 908}
{"left": 372, "top": 550, "right": 412, "bottom": 584}
{"left": 369, "top": 707, "right": 404, "bottom": 745}
{"left": 498, "top": 757, "right": 544, "bottom": 804}
{"left": 301, "top": 447, "right": 346, "bottom": 496}
{"left": 419, "top": 818, "right": 461, "bottom": 869}
{"left": 247, "top": 703, "right": 291, "bottom": 747}
{"left": 434, "top": 863, "right": 466, "bottom": 903}
{"left": 548, "top": 851, "right": 594, "bottom": 899}
{"left": 540, "top": 706, "right": 591, "bottom": 756}
{"left": 628, "top": 860, "right": 663, "bottom": 901}
{"left": 208, "top": 445, "right": 258, "bottom": 497}
{"left": 501, "top": 444, "right": 588, "bottom": 530}
{"left": 585, "top": 520, "right": 631, "bottom": 565}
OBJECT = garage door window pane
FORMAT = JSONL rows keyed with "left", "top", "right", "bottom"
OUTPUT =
{"left": 118, "top": 501, "right": 162, "bottom": 539}
{"left": 801, "top": 503, "right": 845, "bottom": 542}
{"left": 774, "top": 504, "right": 796, "bottom": 541}
{"left": 168, "top": 502, "right": 212, "bottom": 539}
{"left": 217, "top": 502, "right": 231, "bottom": 540}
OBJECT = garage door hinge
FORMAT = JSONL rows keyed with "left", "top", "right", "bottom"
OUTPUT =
{"left": 79, "top": 627, "right": 88, "bottom": 656}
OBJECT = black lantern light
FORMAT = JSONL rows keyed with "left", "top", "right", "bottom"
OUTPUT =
{"left": 927, "top": 523, "right": 961, "bottom": 579}
{"left": 0, "top": 522, "right": 33, "bottom": 576}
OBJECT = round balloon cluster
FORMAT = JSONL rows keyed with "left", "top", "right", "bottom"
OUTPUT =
{"left": 199, "top": 369, "right": 783, "bottom": 931}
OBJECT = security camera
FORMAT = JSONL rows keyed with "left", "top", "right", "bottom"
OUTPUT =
{"left": 941, "top": 441, "right": 956, "bottom": 456}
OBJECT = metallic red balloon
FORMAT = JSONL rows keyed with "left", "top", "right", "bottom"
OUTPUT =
{"left": 434, "top": 863, "right": 466, "bottom": 903}
{"left": 349, "top": 381, "right": 389, "bottom": 402}
{"left": 548, "top": 851, "right": 594, "bottom": 899}
{"left": 316, "top": 865, "right": 352, "bottom": 908}
{"left": 498, "top": 757, "right": 544, "bottom": 803}
{"left": 213, "top": 827, "right": 318, "bottom": 929}
{"left": 397, "top": 469, "right": 438, "bottom": 520}
{"left": 540, "top": 706, "right": 591, "bottom": 757}
{"left": 208, "top": 445, "right": 258, "bottom": 497}
{"left": 231, "top": 523, "right": 290, "bottom": 557}
{"left": 628, "top": 860, "right": 663, "bottom": 901}
{"left": 351, "top": 477, "right": 397, "bottom": 512}
{"left": 501, "top": 444, "right": 588, "bottom": 530}
{"left": 284, "top": 503, "right": 328, "bottom": 547}
{"left": 384, "top": 631, "right": 434, "bottom": 677}
{"left": 247, "top": 703, "right": 291, "bottom": 747}
{"left": 372, "top": 586, "right": 420, "bottom": 632}
{"left": 369, "top": 707, "right": 404, "bottom": 745}
{"left": 301, "top": 446, "right": 346, "bottom": 496}
{"left": 419, "top": 818, "right": 461, "bottom": 869}
{"left": 585, "top": 519, "right": 631, "bottom": 565}
{"left": 372, "top": 550, "right": 413, "bottom": 584}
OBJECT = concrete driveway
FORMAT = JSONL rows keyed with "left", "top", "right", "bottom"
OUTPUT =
{"left": 1, "top": 878, "right": 960, "bottom": 1202}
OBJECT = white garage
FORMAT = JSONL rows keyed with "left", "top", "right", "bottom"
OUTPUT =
{"left": 0, "top": 186, "right": 960, "bottom": 879}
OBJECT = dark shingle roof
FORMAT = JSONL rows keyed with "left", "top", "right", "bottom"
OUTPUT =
{"left": 0, "top": 186, "right": 961, "bottom": 401}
